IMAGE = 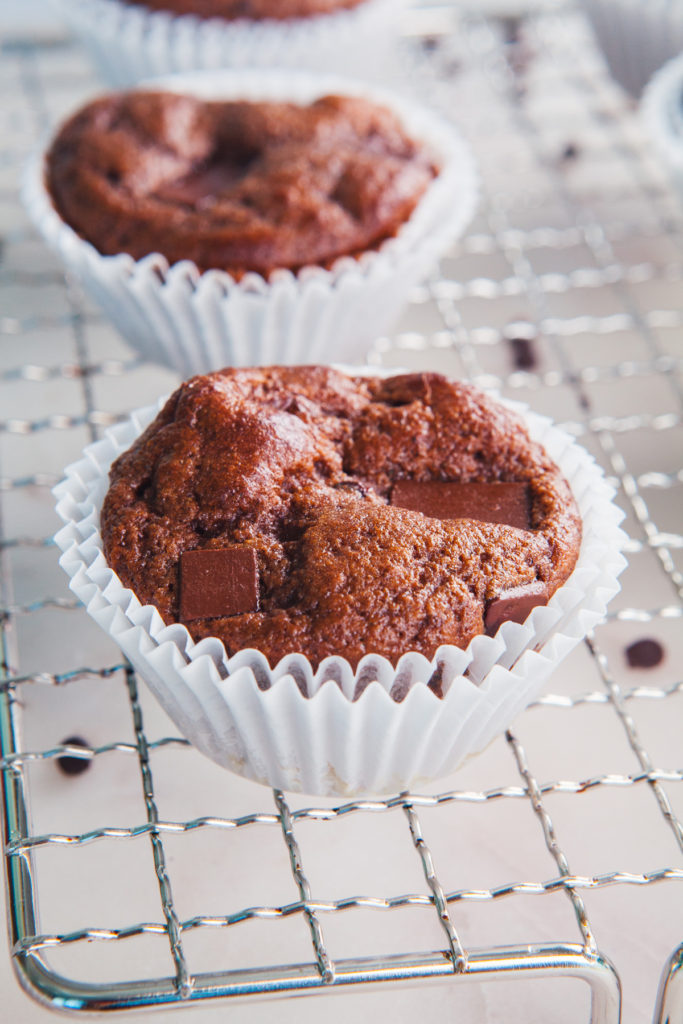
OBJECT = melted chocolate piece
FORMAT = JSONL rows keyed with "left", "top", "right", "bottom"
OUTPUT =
{"left": 57, "top": 736, "right": 91, "bottom": 777}
{"left": 391, "top": 481, "right": 531, "bottom": 530}
{"left": 625, "top": 638, "right": 664, "bottom": 669}
{"left": 154, "top": 161, "right": 251, "bottom": 209}
{"left": 180, "top": 547, "right": 259, "bottom": 621}
{"left": 485, "top": 582, "right": 548, "bottom": 635}
{"left": 334, "top": 479, "right": 370, "bottom": 498}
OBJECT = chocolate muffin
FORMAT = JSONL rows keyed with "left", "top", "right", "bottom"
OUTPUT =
{"left": 121, "top": 0, "right": 368, "bottom": 18}
{"left": 101, "top": 367, "right": 582, "bottom": 669}
{"left": 45, "top": 90, "right": 438, "bottom": 277}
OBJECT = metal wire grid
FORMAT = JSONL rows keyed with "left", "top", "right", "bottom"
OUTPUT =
{"left": 0, "top": 2, "right": 682, "bottom": 1021}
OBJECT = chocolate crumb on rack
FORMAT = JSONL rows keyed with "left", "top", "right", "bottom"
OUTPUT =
{"left": 625, "top": 637, "right": 665, "bottom": 669}
{"left": 56, "top": 737, "right": 92, "bottom": 777}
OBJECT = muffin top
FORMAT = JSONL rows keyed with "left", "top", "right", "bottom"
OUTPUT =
{"left": 121, "top": 0, "right": 368, "bottom": 19}
{"left": 45, "top": 90, "right": 437, "bottom": 278}
{"left": 101, "top": 367, "right": 582, "bottom": 670}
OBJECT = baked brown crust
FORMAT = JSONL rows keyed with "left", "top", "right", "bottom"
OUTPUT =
{"left": 121, "top": 0, "right": 367, "bottom": 19}
{"left": 101, "top": 367, "right": 582, "bottom": 669}
{"left": 45, "top": 91, "right": 437, "bottom": 277}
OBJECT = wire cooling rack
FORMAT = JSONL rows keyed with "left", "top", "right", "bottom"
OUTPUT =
{"left": 1, "top": 3, "right": 683, "bottom": 1022}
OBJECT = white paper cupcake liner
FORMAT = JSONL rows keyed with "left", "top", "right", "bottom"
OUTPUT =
{"left": 580, "top": 0, "right": 683, "bottom": 97}
{"left": 642, "top": 53, "right": 683, "bottom": 195}
{"left": 23, "top": 69, "right": 479, "bottom": 378}
{"left": 50, "top": 0, "right": 406, "bottom": 87}
{"left": 53, "top": 371, "right": 627, "bottom": 796}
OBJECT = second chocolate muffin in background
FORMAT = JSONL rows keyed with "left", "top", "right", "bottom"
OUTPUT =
{"left": 26, "top": 70, "right": 479, "bottom": 375}
{"left": 101, "top": 366, "right": 582, "bottom": 669}
{"left": 46, "top": 90, "right": 438, "bottom": 277}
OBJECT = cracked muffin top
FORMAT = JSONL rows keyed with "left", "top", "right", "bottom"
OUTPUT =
{"left": 101, "top": 366, "right": 582, "bottom": 671}
{"left": 121, "top": 0, "right": 368, "bottom": 19}
{"left": 45, "top": 90, "right": 438, "bottom": 278}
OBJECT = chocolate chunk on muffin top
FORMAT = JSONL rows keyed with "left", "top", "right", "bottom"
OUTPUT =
{"left": 101, "top": 367, "right": 582, "bottom": 669}
{"left": 45, "top": 90, "right": 438, "bottom": 277}
{"left": 121, "top": 0, "right": 368, "bottom": 19}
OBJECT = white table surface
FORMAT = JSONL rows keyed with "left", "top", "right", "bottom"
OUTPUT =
{"left": 1, "top": 3, "right": 682, "bottom": 1023}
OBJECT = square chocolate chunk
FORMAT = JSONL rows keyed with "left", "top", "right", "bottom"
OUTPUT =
{"left": 485, "top": 582, "right": 548, "bottom": 635}
{"left": 180, "top": 547, "right": 259, "bottom": 621}
{"left": 391, "top": 480, "right": 531, "bottom": 530}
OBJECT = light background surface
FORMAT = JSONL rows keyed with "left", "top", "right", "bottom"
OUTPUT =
{"left": 1, "top": 2, "right": 682, "bottom": 1023}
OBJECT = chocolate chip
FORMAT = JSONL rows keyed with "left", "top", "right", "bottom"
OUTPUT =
{"left": 391, "top": 481, "right": 531, "bottom": 530}
{"left": 509, "top": 336, "right": 537, "bottom": 370}
{"left": 485, "top": 582, "right": 548, "bottom": 635}
{"left": 57, "top": 736, "right": 91, "bottom": 777}
{"left": 378, "top": 372, "right": 436, "bottom": 407}
{"left": 625, "top": 638, "right": 664, "bottom": 669}
{"left": 180, "top": 547, "right": 259, "bottom": 621}
{"left": 561, "top": 142, "right": 580, "bottom": 161}
{"left": 504, "top": 322, "right": 538, "bottom": 370}
{"left": 500, "top": 15, "right": 522, "bottom": 45}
